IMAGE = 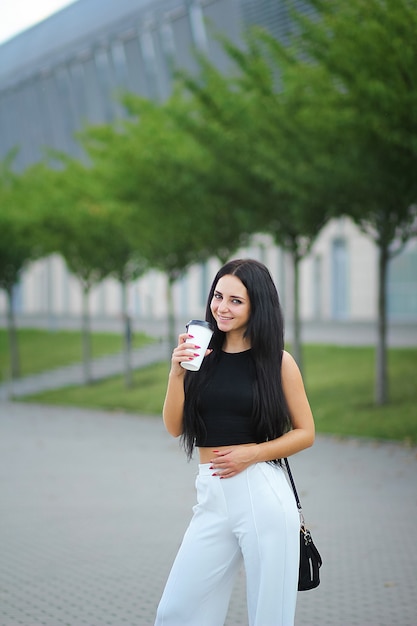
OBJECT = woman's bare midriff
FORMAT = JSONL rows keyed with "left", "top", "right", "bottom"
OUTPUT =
{"left": 198, "top": 442, "right": 258, "bottom": 464}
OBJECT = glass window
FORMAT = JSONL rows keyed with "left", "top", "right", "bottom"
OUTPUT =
{"left": 111, "top": 40, "right": 129, "bottom": 88}
{"left": 189, "top": 2, "right": 207, "bottom": 51}
{"left": 139, "top": 29, "right": 159, "bottom": 99}
{"left": 387, "top": 245, "right": 417, "bottom": 320}
{"left": 312, "top": 254, "right": 322, "bottom": 319}
{"left": 160, "top": 20, "right": 176, "bottom": 63}
{"left": 331, "top": 238, "right": 349, "bottom": 319}
{"left": 94, "top": 47, "right": 117, "bottom": 121}
{"left": 200, "top": 262, "right": 209, "bottom": 308}
{"left": 82, "top": 56, "right": 106, "bottom": 124}
{"left": 123, "top": 36, "right": 148, "bottom": 96}
{"left": 170, "top": 10, "right": 196, "bottom": 74}
{"left": 11, "top": 281, "right": 23, "bottom": 315}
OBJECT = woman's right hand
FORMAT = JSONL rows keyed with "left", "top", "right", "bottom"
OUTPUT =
{"left": 170, "top": 333, "right": 201, "bottom": 375}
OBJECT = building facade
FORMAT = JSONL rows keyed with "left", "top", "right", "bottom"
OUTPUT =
{"left": 0, "top": 0, "right": 416, "bottom": 329}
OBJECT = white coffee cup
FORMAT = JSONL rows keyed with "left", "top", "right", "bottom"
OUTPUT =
{"left": 180, "top": 320, "right": 214, "bottom": 371}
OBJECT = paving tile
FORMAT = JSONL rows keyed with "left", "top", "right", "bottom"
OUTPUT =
{"left": 0, "top": 401, "right": 416, "bottom": 626}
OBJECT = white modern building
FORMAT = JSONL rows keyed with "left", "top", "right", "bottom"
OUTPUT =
{"left": 0, "top": 0, "right": 416, "bottom": 339}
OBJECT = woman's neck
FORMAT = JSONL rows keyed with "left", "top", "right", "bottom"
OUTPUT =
{"left": 222, "top": 333, "right": 251, "bottom": 354}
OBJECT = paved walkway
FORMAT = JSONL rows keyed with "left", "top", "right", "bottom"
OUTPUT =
{"left": 2, "top": 316, "right": 417, "bottom": 348}
{"left": 0, "top": 400, "right": 416, "bottom": 626}
{"left": 2, "top": 315, "right": 416, "bottom": 400}
{"left": 0, "top": 342, "right": 170, "bottom": 400}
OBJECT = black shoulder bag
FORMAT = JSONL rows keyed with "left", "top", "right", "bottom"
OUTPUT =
{"left": 284, "top": 458, "right": 322, "bottom": 591}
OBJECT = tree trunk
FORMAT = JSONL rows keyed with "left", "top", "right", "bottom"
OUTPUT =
{"left": 290, "top": 248, "right": 303, "bottom": 374}
{"left": 166, "top": 273, "right": 177, "bottom": 356}
{"left": 81, "top": 284, "right": 92, "bottom": 384}
{"left": 6, "top": 286, "right": 20, "bottom": 379}
{"left": 375, "top": 243, "right": 389, "bottom": 405}
{"left": 121, "top": 280, "right": 133, "bottom": 389}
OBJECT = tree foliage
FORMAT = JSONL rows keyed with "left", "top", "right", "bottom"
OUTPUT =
{"left": 177, "top": 39, "right": 334, "bottom": 369}
{"left": 81, "top": 93, "right": 248, "bottom": 348}
{"left": 0, "top": 154, "right": 45, "bottom": 379}
{"left": 2, "top": 0, "right": 416, "bottom": 404}
{"left": 283, "top": 0, "right": 417, "bottom": 402}
{"left": 37, "top": 158, "right": 135, "bottom": 383}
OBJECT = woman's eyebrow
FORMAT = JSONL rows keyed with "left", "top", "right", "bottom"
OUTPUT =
{"left": 215, "top": 290, "right": 246, "bottom": 301}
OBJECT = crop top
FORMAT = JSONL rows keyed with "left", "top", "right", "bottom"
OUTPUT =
{"left": 195, "top": 349, "right": 257, "bottom": 447}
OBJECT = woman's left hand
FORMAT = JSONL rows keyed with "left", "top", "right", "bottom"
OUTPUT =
{"left": 209, "top": 447, "right": 258, "bottom": 479}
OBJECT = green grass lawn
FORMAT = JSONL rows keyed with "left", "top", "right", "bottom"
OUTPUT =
{"left": 23, "top": 361, "right": 169, "bottom": 415}
{"left": 20, "top": 344, "right": 417, "bottom": 445}
{"left": 303, "top": 345, "right": 417, "bottom": 444}
{"left": 0, "top": 328, "right": 154, "bottom": 381}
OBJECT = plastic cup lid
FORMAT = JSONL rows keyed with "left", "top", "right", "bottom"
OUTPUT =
{"left": 186, "top": 320, "right": 214, "bottom": 332}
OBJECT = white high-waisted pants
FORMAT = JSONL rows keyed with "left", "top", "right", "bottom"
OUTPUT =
{"left": 155, "top": 461, "right": 300, "bottom": 626}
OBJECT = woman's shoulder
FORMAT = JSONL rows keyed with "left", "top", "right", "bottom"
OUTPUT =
{"left": 282, "top": 349, "right": 295, "bottom": 363}
{"left": 281, "top": 350, "right": 302, "bottom": 377}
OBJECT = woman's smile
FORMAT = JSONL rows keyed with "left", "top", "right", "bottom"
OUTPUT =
{"left": 210, "top": 274, "right": 251, "bottom": 336}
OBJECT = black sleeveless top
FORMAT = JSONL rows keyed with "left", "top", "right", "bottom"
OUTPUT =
{"left": 195, "top": 349, "right": 257, "bottom": 447}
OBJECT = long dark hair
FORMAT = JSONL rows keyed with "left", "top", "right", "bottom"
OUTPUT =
{"left": 182, "top": 258, "right": 291, "bottom": 459}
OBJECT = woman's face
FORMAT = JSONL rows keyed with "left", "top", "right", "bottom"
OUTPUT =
{"left": 210, "top": 274, "right": 251, "bottom": 335}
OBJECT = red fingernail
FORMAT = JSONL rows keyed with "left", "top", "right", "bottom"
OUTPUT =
{"left": 188, "top": 334, "right": 194, "bottom": 338}
{"left": 194, "top": 353, "right": 200, "bottom": 356}
{"left": 195, "top": 345, "right": 201, "bottom": 349}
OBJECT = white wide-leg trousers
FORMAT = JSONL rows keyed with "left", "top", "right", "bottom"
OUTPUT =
{"left": 155, "top": 461, "right": 299, "bottom": 626}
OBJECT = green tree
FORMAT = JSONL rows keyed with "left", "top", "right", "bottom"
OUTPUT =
{"left": 42, "top": 155, "right": 149, "bottom": 387}
{"left": 39, "top": 161, "right": 119, "bottom": 384}
{"left": 284, "top": 0, "right": 417, "bottom": 403}
{"left": 82, "top": 94, "right": 248, "bottom": 351}
{"left": 0, "top": 154, "right": 45, "bottom": 379}
{"left": 178, "top": 44, "right": 333, "bottom": 370}
{"left": 99, "top": 204, "right": 148, "bottom": 388}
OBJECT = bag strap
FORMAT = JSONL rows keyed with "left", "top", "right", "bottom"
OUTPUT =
{"left": 284, "top": 457, "right": 304, "bottom": 521}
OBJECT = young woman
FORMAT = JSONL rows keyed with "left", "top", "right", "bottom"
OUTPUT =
{"left": 155, "top": 259, "right": 315, "bottom": 626}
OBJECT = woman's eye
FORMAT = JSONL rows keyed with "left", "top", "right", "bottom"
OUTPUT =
{"left": 232, "top": 299, "right": 242, "bottom": 305}
{"left": 214, "top": 293, "right": 222, "bottom": 299}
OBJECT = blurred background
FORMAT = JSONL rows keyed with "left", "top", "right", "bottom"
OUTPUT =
{"left": 1, "top": 0, "right": 416, "bottom": 327}
{"left": 0, "top": 7, "right": 416, "bottom": 625}
{"left": 0, "top": 0, "right": 416, "bottom": 426}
